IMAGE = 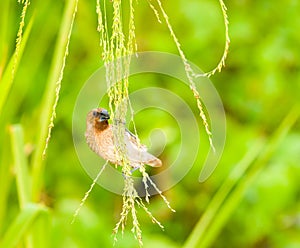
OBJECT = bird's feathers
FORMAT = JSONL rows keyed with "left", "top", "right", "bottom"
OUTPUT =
{"left": 85, "top": 108, "right": 162, "bottom": 168}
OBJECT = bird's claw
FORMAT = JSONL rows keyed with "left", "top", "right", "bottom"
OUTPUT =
{"left": 121, "top": 166, "right": 141, "bottom": 179}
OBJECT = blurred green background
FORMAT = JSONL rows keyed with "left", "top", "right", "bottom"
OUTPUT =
{"left": 1, "top": 0, "right": 300, "bottom": 247}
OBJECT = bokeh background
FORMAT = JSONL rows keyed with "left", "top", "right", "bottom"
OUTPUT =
{"left": 1, "top": 0, "right": 300, "bottom": 247}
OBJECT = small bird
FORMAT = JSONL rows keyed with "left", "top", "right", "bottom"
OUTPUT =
{"left": 85, "top": 108, "right": 162, "bottom": 168}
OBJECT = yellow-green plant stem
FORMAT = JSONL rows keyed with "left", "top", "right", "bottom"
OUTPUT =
{"left": 12, "top": 0, "right": 30, "bottom": 82}
{"left": 148, "top": 0, "right": 230, "bottom": 151}
{"left": 0, "top": 0, "right": 10, "bottom": 75}
{"left": 30, "top": 210, "right": 51, "bottom": 248}
{"left": 0, "top": 203, "right": 47, "bottom": 248}
{"left": 199, "top": 0, "right": 230, "bottom": 77}
{"left": 10, "top": 124, "right": 31, "bottom": 209}
{"left": 0, "top": 132, "right": 13, "bottom": 233}
{"left": 31, "top": 0, "right": 78, "bottom": 201}
{"left": 183, "top": 105, "right": 300, "bottom": 248}
{"left": 9, "top": 124, "right": 36, "bottom": 247}
{"left": 183, "top": 141, "right": 264, "bottom": 248}
{"left": 72, "top": 161, "right": 108, "bottom": 224}
{"left": 0, "top": 19, "right": 33, "bottom": 115}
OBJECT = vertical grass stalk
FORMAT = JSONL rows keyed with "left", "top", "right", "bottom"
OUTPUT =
{"left": 183, "top": 140, "right": 264, "bottom": 248}
{"left": 0, "top": 132, "right": 13, "bottom": 233}
{"left": 0, "top": 203, "right": 47, "bottom": 248}
{"left": 0, "top": 19, "right": 33, "bottom": 115}
{"left": 31, "top": 0, "right": 78, "bottom": 201}
{"left": 0, "top": 0, "right": 10, "bottom": 78}
{"left": 9, "top": 124, "right": 31, "bottom": 209}
{"left": 183, "top": 105, "right": 300, "bottom": 248}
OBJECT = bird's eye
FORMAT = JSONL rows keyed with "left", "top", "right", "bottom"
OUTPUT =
{"left": 93, "top": 111, "right": 99, "bottom": 117}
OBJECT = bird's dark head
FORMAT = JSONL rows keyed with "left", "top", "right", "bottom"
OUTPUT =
{"left": 92, "top": 108, "right": 110, "bottom": 122}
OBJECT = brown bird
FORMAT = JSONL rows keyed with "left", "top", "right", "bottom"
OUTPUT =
{"left": 85, "top": 108, "right": 162, "bottom": 168}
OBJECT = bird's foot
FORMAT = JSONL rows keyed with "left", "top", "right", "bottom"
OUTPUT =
{"left": 121, "top": 165, "right": 141, "bottom": 179}
{"left": 130, "top": 166, "right": 140, "bottom": 174}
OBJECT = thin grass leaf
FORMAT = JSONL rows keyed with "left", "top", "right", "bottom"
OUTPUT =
{"left": 31, "top": 0, "right": 78, "bottom": 201}
{"left": 30, "top": 210, "right": 51, "bottom": 248}
{"left": 184, "top": 105, "right": 300, "bottom": 248}
{"left": 0, "top": 203, "right": 47, "bottom": 248}
{"left": 183, "top": 139, "right": 265, "bottom": 248}
{"left": 0, "top": 133, "right": 13, "bottom": 233}
{"left": 0, "top": 0, "right": 10, "bottom": 74}
{"left": 0, "top": 18, "right": 34, "bottom": 115}
{"left": 9, "top": 124, "right": 31, "bottom": 209}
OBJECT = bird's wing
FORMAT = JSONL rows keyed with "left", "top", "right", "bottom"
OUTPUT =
{"left": 110, "top": 125, "right": 161, "bottom": 167}
{"left": 125, "top": 128, "right": 147, "bottom": 151}
{"left": 124, "top": 129, "right": 161, "bottom": 167}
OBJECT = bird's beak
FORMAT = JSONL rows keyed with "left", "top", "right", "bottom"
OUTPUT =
{"left": 99, "top": 109, "right": 110, "bottom": 122}
{"left": 99, "top": 116, "right": 110, "bottom": 121}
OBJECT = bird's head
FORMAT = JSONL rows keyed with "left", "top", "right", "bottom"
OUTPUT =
{"left": 86, "top": 108, "right": 110, "bottom": 132}
{"left": 91, "top": 108, "right": 110, "bottom": 122}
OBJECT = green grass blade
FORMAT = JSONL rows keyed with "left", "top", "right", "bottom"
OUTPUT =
{"left": 31, "top": 210, "right": 51, "bottom": 248}
{"left": 9, "top": 124, "right": 31, "bottom": 208}
{"left": 184, "top": 106, "right": 300, "bottom": 248}
{"left": 31, "top": 0, "right": 78, "bottom": 201}
{"left": 0, "top": 203, "right": 47, "bottom": 248}
{"left": 0, "top": 0, "right": 10, "bottom": 71}
{"left": 183, "top": 139, "right": 265, "bottom": 248}
{"left": 0, "top": 132, "right": 13, "bottom": 233}
{"left": 0, "top": 18, "right": 33, "bottom": 115}
{"left": 192, "top": 105, "right": 299, "bottom": 248}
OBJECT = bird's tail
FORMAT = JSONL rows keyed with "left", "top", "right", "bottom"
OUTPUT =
{"left": 147, "top": 157, "right": 162, "bottom": 167}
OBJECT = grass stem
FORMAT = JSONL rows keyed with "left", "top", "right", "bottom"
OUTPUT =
{"left": 183, "top": 105, "right": 300, "bottom": 248}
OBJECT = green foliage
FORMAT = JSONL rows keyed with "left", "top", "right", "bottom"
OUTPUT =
{"left": 0, "top": 203, "right": 48, "bottom": 248}
{"left": 0, "top": 0, "right": 300, "bottom": 247}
